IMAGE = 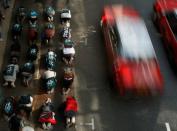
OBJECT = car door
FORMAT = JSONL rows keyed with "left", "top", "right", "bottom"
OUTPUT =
{"left": 102, "top": 20, "right": 115, "bottom": 67}
{"left": 159, "top": 16, "right": 170, "bottom": 43}
{"left": 161, "top": 13, "right": 176, "bottom": 53}
{"left": 107, "top": 24, "right": 119, "bottom": 67}
{"left": 107, "top": 25, "right": 122, "bottom": 81}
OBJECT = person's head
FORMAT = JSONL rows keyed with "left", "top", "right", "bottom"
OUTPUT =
{"left": 11, "top": 56, "right": 18, "bottom": 64}
{"left": 24, "top": 61, "right": 33, "bottom": 68}
{"left": 13, "top": 23, "right": 20, "bottom": 29}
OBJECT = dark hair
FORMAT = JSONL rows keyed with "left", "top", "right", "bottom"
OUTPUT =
{"left": 11, "top": 57, "right": 18, "bottom": 64}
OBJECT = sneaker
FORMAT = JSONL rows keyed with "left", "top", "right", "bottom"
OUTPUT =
{"left": 26, "top": 80, "right": 29, "bottom": 87}
{"left": 3, "top": 82, "right": 8, "bottom": 86}
{"left": 11, "top": 83, "right": 16, "bottom": 88}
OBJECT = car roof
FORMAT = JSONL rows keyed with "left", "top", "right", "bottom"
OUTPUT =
{"left": 116, "top": 16, "right": 156, "bottom": 59}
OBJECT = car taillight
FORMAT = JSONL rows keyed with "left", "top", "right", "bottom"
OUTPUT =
{"left": 101, "top": 15, "right": 106, "bottom": 23}
{"left": 119, "top": 65, "right": 133, "bottom": 88}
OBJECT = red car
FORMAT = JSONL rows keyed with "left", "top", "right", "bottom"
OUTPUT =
{"left": 153, "top": 0, "right": 177, "bottom": 66}
{"left": 101, "top": 5, "right": 164, "bottom": 96}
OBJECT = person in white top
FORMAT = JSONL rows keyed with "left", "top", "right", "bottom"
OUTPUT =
{"left": 3, "top": 58, "right": 19, "bottom": 88}
{"left": 42, "top": 69, "right": 57, "bottom": 94}
{"left": 62, "top": 40, "right": 75, "bottom": 65}
{"left": 42, "top": 70, "right": 56, "bottom": 79}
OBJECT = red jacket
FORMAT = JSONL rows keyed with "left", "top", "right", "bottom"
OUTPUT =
{"left": 45, "top": 29, "right": 55, "bottom": 38}
{"left": 65, "top": 97, "right": 78, "bottom": 112}
{"left": 38, "top": 112, "right": 57, "bottom": 125}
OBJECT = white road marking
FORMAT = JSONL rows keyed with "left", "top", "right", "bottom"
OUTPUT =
{"left": 165, "top": 122, "right": 171, "bottom": 131}
{"left": 78, "top": 118, "right": 95, "bottom": 130}
{"left": 91, "top": 118, "right": 95, "bottom": 130}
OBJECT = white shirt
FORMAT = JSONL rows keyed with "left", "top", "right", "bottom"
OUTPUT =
{"left": 4, "top": 64, "right": 19, "bottom": 81}
{"left": 61, "top": 12, "right": 71, "bottom": 19}
{"left": 43, "top": 70, "right": 56, "bottom": 79}
{"left": 63, "top": 47, "right": 75, "bottom": 55}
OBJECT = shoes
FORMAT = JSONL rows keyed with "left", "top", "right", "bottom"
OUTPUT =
{"left": 11, "top": 83, "right": 16, "bottom": 88}
{"left": 3, "top": 82, "right": 8, "bottom": 86}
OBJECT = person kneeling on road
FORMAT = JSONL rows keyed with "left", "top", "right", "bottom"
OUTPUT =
{"left": 17, "top": 94, "right": 33, "bottom": 119}
{"left": 64, "top": 96, "right": 78, "bottom": 127}
{"left": 27, "top": 44, "right": 39, "bottom": 62}
{"left": 62, "top": 40, "right": 75, "bottom": 65}
{"left": 8, "top": 115, "right": 24, "bottom": 131}
{"left": 20, "top": 61, "right": 35, "bottom": 87}
{"left": 42, "top": 69, "right": 57, "bottom": 93}
{"left": 3, "top": 58, "right": 19, "bottom": 88}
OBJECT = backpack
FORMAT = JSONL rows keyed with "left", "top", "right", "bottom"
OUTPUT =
{"left": 3, "top": 97, "right": 14, "bottom": 115}
{"left": 18, "top": 95, "right": 31, "bottom": 105}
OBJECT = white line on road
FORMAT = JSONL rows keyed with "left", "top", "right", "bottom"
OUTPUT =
{"left": 79, "top": 118, "right": 95, "bottom": 130}
{"left": 165, "top": 122, "right": 171, "bottom": 131}
{"left": 91, "top": 118, "right": 95, "bottom": 130}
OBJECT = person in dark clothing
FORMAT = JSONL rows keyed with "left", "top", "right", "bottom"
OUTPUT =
{"left": 27, "top": 44, "right": 38, "bottom": 61}
{"left": 64, "top": 96, "right": 78, "bottom": 127}
{"left": 21, "top": 61, "right": 35, "bottom": 87}
{"left": 8, "top": 115, "right": 23, "bottom": 131}
{"left": 11, "top": 23, "right": 22, "bottom": 41}
{"left": 17, "top": 95, "right": 33, "bottom": 119}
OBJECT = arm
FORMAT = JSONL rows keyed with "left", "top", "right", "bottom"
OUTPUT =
{"left": 16, "top": 65, "right": 20, "bottom": 73}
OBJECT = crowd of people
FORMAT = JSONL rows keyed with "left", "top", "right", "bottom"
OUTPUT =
{"left": 1, "top": 3, "right": 78, "bottom": 131}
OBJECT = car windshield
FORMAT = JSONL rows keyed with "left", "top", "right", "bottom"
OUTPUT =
{"left": 115, "top": 16, "right": 156, "bottom": 60}
{"left": 166, "top": 9, "right": 177, "bottom": 37}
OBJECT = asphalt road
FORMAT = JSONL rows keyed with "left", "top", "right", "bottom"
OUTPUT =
{"left": 0, "top": 0, "right": 177, "bottom": 131}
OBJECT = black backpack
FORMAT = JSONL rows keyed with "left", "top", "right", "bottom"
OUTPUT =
{"left": 18, "top": 95, "right": 31, "bottom": 105}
